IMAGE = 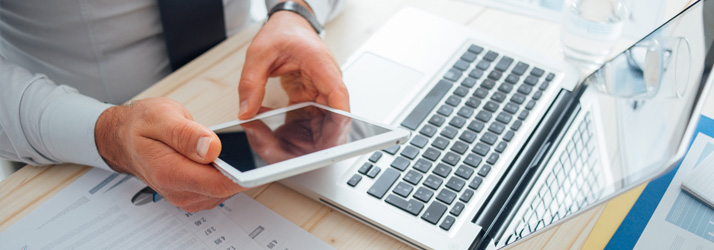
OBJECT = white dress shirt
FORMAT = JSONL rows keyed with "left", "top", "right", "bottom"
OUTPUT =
{"left": 0, "top": 0, "right": 343, "bottom": 170}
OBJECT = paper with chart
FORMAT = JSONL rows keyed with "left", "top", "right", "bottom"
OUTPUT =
{"left": 0, "top": 168, "right": 334, "bottom": 250}
{"left": 633, "top": 133, "right": 714, "bottom": 249}
{"left": 681, "top": 153, "right": 714, "bottom": 209}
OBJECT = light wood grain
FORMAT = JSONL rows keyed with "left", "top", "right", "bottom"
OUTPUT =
{"left": 0, "top": 0, "right": 696, "bottom": 249}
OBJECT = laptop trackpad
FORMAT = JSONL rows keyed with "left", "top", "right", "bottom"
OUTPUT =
{"left": 343, "top": 52, "right": 424, "bottom": 123}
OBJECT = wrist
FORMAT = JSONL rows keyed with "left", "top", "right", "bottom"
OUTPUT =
{"left": 268, "top": 0, "right": 324, "bottom": 37}
{"left": 95, "top": 105, "right": 130, "bottom": 173}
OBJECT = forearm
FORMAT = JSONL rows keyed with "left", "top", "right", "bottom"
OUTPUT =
{"left": 0, "top": 56, "right": 114, "bottom": 170}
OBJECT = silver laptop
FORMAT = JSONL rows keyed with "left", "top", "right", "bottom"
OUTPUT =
{"left": 283, "top": 1, "right": 712, "bottom": 249}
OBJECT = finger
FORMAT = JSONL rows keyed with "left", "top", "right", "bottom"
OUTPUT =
{"left": 304, "top": 53, "right": 350, "bottom": 112}
{"left": 238, "top": 46, "right": 274, "bottom": 120}
{"left": 145, "top": 113, "right": 222, "bottom": 164}
{"left": 181, "top": 197, "right": 227, "bottom": 212}
{"left": 155, "top": 153, "right": 246, "bottom": 197}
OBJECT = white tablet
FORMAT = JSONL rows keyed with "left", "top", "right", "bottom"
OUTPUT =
{"left": 210, "top": 102, "right": 410, "bottom": 187}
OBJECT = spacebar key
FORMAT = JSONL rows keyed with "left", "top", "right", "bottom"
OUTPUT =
{"left": 400, "top": 80, "right": 453, "bottom": 130}
{"left": 368, "top": 168, "right": 400, "bottom": 199}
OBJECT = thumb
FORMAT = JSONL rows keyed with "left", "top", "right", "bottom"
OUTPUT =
{"left": 147, "top": 116, "right": 222, "bottom": 164}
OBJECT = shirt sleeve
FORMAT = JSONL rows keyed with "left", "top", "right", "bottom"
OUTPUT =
{"left": 265, "top": 0, "right": 345, "bottom": 26}
{"left": 0, "top": 55, "right": 115, "bottom": 171}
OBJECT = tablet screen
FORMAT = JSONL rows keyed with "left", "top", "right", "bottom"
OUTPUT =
{"left": 215, "top": 106, "right": 390, "bottom": 173}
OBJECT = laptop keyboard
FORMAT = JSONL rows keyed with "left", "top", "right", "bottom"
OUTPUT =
{"left": 346, "top": 43, "right": 556, "bottom": 231}
{"left": 505, "top": 111, "right": 603, "bottom": 244}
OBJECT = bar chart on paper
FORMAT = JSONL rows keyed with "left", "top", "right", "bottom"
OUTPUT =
{"left": 665, "top": 142, "right": 714, "bottom": 243}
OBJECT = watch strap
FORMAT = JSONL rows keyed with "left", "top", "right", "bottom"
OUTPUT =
{"left": 268, "top": 1, "right": 324, "bottom": 35}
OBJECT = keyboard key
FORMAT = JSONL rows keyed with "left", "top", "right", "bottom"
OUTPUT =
{"left": 449, "top": 116, "right": 467, "bottom": 128}
{"left": 539, "top": 81, "right": 549, "bottom": 91}
{"left": 531, "top": 67, "right": 545, "bottom": 77}
{"left": 367, "top": 166, "right": 381, "bottom": 178}
{"left": 517, "top": 85, "right": 533, "bottom": 95}
{"left": 524, "top": 75, "right": 538, "bottom": 86}
{"left": 469, "top": 68, "right": 485, "bottom": 79}
{"left": 429, "top": 115, "right": 446, "bottom": 127}
{"left": 347, "top": 174, "right": 362, "bottom": 187}
{"left": 487, "top": 153, "right": 499, "bottom": 165}
{"left": 403, "top": 170, "right": 423, "bottom": 185}
{"left": 512, "top": 120, "right": 522, "bottom": 131}
{"left": 442, "top": 152, "right": 461, "bottom": 166}
{"left": 455, "top": 165, "right": 474, "bottom": 180}
{"left": 400, "top": 80, "right": 452, "bottom": 130}
{"left": 437, "top": 105, "right": 454, "bottom": 116}
{"left": 546, "top": 72, "right": 555, "bottom": 81}
{"left": 469, "top": 177, "right": 483, "bottom": 189}
{"left": 423, "top": 148, "right": 441, "bottom": 161}
{"left": 533, "top": 90, "right": 543, "bottom": 100}
{"left": 480, "top": 132, "right": 498, "bottom": 145}
{"left": 436, "top": 189, "right": 457, "bottom": 205}
{"left": 444, "top": 68, "right": 462, "bottom": 82}
{"left": 446, "top": 177, "right": 466, "bottom": 192}
{"left": 367, "top": 168, "right": 400, "bottom": 199}
{"left": 451, "top": 141, "right": 469, "bottom": 155}
{"left": 445, "top": 95, "right": 461, "bottom": 107}
{"left": 453, "top": 86, "right": 469, "bottom": 97}
{"left": 481, "top": 79, "right": 496, "bottom": 89}
{"left": 512, "top": 62, "right": 530, "bottom": 75}
{"left": 504, "top": 102, "right": 519, "bottom": 114}
{"left": 478, "top": 165, "right": 491, "bottom": 177}
{"left": 358, "top": 162, "right": 373, "bottom": 174}
{"left": 424, "top": 175, "right": 443, "bottom": 190}
{"left": 488, "top": 70, "right": 502, "bottom": 81}
{"left": 420, "top": 124, "right": 438, "bottom": 137}
{"left": 468, "top": 44, "right": 484, "bottom": 54}
{"left": 476, "top": 60, "right": 490, "bottom": 70}
{"left": 483, "top": 51, "right": 499, "bottom": 62}
{"left": 504, "top": 130, "right": 515, "bottom": 142}
{"left": 414, "top": 187, "right": 435, "bottom": 203}
{"left": 525, "top": 100, "right": 536, "bottom": 110}
{"left": 368, "top": 152, "right": 383, "bottom": 163}
{"left": 459, "top": 189, "right": 472, "bottom": 203}
{"left": 457, "top": 107, "right": 474, "bottom": 118}
{"left": 393, "top": 182, "right": 414, "bottom": 197}
{"left": 461, "top": 51, "right": 478, "bottom": 62}
{"left": 498, "top": 83, "right": 514, "bottom": 94}
{"left": 495, "top": 56, "right": 514, "bottom": 71}
{"left": 472, "top": 142, "right": 490, "bottom": 156}
{"left": 505, "top": 74, "right": 519, "bottom": 84}
{"left": 414, "top": 159, "right": 433, "bottom": 173}
{"left": 431, "top": 136, "right": 450, "bottom": 150}
{"left": 491, "top": 92, "right": 506, "bottom": 103}
{"left": 496, "top": 112, "right": 512, "bottom": 124}
{"left": 511, "top": 94, "right": 526, "bottom": 104}
{"left": 441, "top": 126, "right": 459, "bottom": 139}
{"left": 488, "top": 122, "right": 505, "bottom": 135}
{"left": 453, "top": 60, "right": 470, "bottom": 71}
{"left": 451, "top": 202, "right": 466, "bottom": 216}
{"left": 422, "top": 202, "right": 448, "bottom": 225}
{"left": 467, "top": 120, "right": 485, "bottom": 133}
{"left": 495, "top": 141, "right": 507, "bottom": 153}
{"left": 519, "top": 110, "right": 529, "bottom": 120}
{"left": 465, "top": 97, "right": 481, "bottom": 109}
{"left": 473, "top": 87, "right": 489, "bottom": 99}
{"left": 462, "top": 77, "right": 477, "bottom": 88}
{"left": 481, "top": 101, "right": 498, "bottom": 113}
{"left": 391, "top": 157, "right": 411, "bottom": 171}
{"left": 459, "top": 130, "right": 478, "bottom": 143}
{"left": 440, "top": 216, "right": 456, "bottom": 230}
{"left": 475, "top": 110, "right": 493, "bottom": 122}
{"left": 411, "top": 135, "right": 429, "bottom": 149}
{"left": 386, "top": 194, "right": 424, "bottom": 216}
{"left": 400, "top": 146, "right": 420, "bottom": 160}
{"left": 433, "top": 163, "right": 452, "bottom": 178}
{"left": 463, "top": 153, "right": 483, "bottom": 168}
{"left": 383, "top": 145, "right": 400, "bottom": 155}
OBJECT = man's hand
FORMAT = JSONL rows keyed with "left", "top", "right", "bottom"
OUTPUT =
{"left": 95, "top": 97, "right": 245, "bottom": 212}
{"left": 238, "top": 1, "right": 349, "bottom": 119}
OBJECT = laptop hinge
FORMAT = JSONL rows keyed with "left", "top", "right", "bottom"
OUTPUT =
{"left": 469, "top": 85, "right": 586, "bottom": 250}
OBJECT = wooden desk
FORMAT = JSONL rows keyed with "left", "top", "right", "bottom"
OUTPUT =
{"left": 0, "top": 0, "right": 699, "bottom": 249}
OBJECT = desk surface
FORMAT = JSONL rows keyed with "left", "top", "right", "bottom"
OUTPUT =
{"left": 0, "top": 0, "right": 702, "bottom": 249}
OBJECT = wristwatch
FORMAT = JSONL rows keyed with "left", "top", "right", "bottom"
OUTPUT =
{"left": 268, "top": 1, "right": 325, "bottom": 37}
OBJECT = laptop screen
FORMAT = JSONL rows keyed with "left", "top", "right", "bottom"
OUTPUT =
{"left": 574, "top": 0, "right": 711, "bottom": 217}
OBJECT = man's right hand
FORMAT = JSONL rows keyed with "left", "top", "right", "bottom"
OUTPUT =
{"left": 95, "top": 97, "right": 245, "bottom": 212}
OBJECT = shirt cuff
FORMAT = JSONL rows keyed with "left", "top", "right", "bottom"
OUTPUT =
{"left": 41, "top": 88, "right": 115, "bottom": 171}
{"left": 303, "top": 0, "right": 329, "bottom": 27}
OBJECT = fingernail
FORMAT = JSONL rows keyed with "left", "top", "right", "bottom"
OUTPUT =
{"left": 196, "top": 136, "right": 212, "bottom": 159}
{"left": 239, "top": 100, "right": 249, "bottom": 117}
